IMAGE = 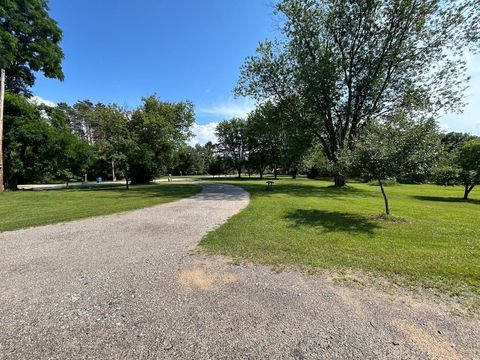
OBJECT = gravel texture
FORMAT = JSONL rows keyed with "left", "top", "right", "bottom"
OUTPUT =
{"left": 1, "top": 183, "right": 479, "bottom": 359}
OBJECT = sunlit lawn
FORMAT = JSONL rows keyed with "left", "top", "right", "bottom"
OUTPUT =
{"left": 0, "top": 183, "right": 201, "bottom": 232}
{"left": 201, "top": 178, "right": 480, "bottom": 296}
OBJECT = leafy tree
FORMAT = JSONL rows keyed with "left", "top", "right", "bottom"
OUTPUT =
{"left": 433, "top": 138, "right": 480, "bottom": 199}
{"left": 347, "top": 115, "right": 441, "bottom": 215}
{"left": 303, "top": 144, "right": 334, "bottom": 179}
{"left": 236, "top": 0, "right": 479, "bottom": 187}
{"left": 246, "top": 102, "right": 283, "bottom": 179}
{"left": 126, "top": 95, "right": 194, "bottom": 183}
{"left": 246, "top": 100, "right": 313, "bottom": 179}
{"left": 456, "top": 139, "right": 480, "bottom": 199}
{"left": 207, "top": 156, "right": 224, "bottom": 178}
{"left": 281, "top": 117, "right": 313, "bottom": 179}
{"left": 0, "top": 0, "right": 64, "bottom": 94}
{"left": 215, "top": 118, "right": 248, "bottom": 178}
{"left": 3, "top": 93, "right": 92, "bottom": 189}
{"left": 170, "top": 144, "right": 207, "bottom": 175}
{"left": 202, "top": 141, "right": 216, "bottom": 172}
{"left": 432, "top": 163, "right": 461, "bottom": 187}
{"left": 39, "top": 102, "right": 70, "bottom": 131}
{"left": 70, "top": 100, "right": 96, "bottom": 144}
{"left": 90, "top": 103, "right": 129, "bottom": 180}
{"left": 441, "top": 131, "right": 478, "bottom": 153}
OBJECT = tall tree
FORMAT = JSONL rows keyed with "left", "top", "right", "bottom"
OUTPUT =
{"left": 246, "top": 102, "right": 283, "bottom": 179}
{"left": 216, "top": 118, "right": 248, "bottom": 178}
{"left": 247, "top": 100, "right": 312, "bottom": 179}
{"left": 236, "top": 0, "right": 479, "bottom": 186}
{"left": 3, "top": 93, "right": 93, "bottom": 189}
{"left": 91, "top": 103, "right": 129, "bottom": 181}
{"left": 0, "top": 0, "right": 64, "bottom": 94}
{"left": 126, "top": 95, "right": 194, "bottom": 183}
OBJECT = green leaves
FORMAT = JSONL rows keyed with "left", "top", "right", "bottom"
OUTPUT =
{"left": 215, "top": 118, "right": 248, "bottom": 177}
{"left": 0, "top": 0, "right": 64, "bottom": 94}
{"left": 349, "top": 115, "right": 441, "bottom": 181}
{"left": 457, "top": 139, "right": 480, "bottom": 190}
{"left": 236, "top": 0, "right": 479, "bottom": 178}
{"left": 3, "top": 93, "right": 93, "bottom": 188}
{"left": 344, "top": 114, "right": 442, "bottom": 212}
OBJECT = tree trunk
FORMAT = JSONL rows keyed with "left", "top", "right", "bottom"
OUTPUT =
{"left": 464, "top": 184, "right": 474, "bottom": 200}
{"left": 291, "top": 165, "right": 298, "bottom": 179}
{"left": 378, "top": 178, "right": 390, "bottom": 215}
{"left": 124, "top": 168, "right": 130, "bottom": 190}
{"left": 334, "top": 173, "right": 346, "bottom": 187}
{"left": 111, "top": 159, "right": 117, "bottom": 181}
{"left": 8, "top": 177, "right": 19, "bottom": 191}
{"left": 259, "top": 168, "right": 264, "bottom": 179}
{"left": 274, "top": 164, "right": 278, "bottom": 180}
{"left": 237, "top": 167, "right": 242, "bottom": 179}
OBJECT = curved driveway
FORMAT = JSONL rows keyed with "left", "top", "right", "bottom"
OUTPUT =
{"left": 0, "top": 183, "right": 478, "bottom": 359}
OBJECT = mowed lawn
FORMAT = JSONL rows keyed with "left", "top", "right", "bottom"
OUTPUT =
{"left": 0, "top": 183, "right": 201, "bottom": 232}
{"left": 201, "top": 178, "right": 480, "bottom": 295}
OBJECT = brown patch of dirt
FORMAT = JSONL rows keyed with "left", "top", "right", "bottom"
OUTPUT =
{"left": 392, "top": 319, "right": 461, "bottom": 360}
{"left": 179, "top": 266, "right": 238, "bottom": 290}
{"left": 179, "top": 268, "right": 215, "bottom": 290}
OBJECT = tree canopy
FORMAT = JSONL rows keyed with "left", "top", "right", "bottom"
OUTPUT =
{"left": 347, "top": 114, "right": 441, "bottom": 214}
{"left": 0, "top": 0, "right": 64, "bottom": 94}
{"left": 236, "top": 0, "right": 480, "bottom": 186}
{"left": 215, "top": 118, "right": 248, "bottom": 178}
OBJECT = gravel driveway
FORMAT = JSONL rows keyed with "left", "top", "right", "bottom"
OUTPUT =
{"left": 1, "top": 183, "right": 478, "bottom": 359}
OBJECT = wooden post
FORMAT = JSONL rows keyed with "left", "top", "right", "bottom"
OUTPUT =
{"left": 0, "top": 69, "right": 5, "bottom": 192}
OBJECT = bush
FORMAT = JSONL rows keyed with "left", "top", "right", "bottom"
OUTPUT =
{"left": 432, "top": 165, "right": 461, "bottom": 186}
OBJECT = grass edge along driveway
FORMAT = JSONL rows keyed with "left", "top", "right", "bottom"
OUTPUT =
{"left": 0, "top": 183, "right": 201, "bottom": 232}
{"left": 201, "top": 178, "right": 480, "bottom": 300}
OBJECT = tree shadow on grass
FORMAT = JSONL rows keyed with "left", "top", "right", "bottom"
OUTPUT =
{"left": 242, "top": 182, "right": 372, "bottom": 199}
{"left": 76, "top": 184, "right": 201, "bottom": 199}
{"left": 412, "top": 195, "right": 480, "bottom": 205}
{"left": 284, "top": 209, "right": 380, "bottom": 234}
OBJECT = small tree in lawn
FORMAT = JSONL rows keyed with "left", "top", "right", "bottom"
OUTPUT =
{"left": 456, "top": 139, "right": 480, "bottom": 199}
{"left": 348, "top": 115, "right": 441, "bottom": 215}
{"left": 433, "top": 139, "right": 480, "bottom": 199}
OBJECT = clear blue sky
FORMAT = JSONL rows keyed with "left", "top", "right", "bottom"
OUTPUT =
{"left": 32, "top": 0, "right": 276, "bottom": 143}
{"left": 32, "top": 0, "right": 479, "bottom": 144}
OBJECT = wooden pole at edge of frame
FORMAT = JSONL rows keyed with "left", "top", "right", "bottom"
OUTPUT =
{"left": 0, "top": 69, "right": 5, "bottom": 192}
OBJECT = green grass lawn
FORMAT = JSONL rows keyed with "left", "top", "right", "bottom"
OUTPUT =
{"left": 201, "top": 178, "right": 480, "bottom": 297}
{"left": 0, "top": 183, "right": 201, "bottom": 232}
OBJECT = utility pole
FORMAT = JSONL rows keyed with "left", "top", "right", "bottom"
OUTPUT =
{"left": 0, "top": 69, "right": 5, "bottom": 192}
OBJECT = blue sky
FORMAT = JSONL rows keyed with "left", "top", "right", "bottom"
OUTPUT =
{"left": 33, "top": 0, "right": 480, "bottom": 144}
